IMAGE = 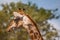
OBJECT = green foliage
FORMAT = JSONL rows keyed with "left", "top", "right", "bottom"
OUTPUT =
{"left": 0, "top": 1, "right": 59, "bottom": 40}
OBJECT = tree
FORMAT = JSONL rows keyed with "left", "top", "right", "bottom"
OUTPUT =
{"left": 0, "top": 1, "right": 59, "bottom": 40}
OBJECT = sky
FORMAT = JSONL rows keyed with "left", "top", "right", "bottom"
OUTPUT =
{"left": 0, "top": 0, "right": 60, "bottom": 30}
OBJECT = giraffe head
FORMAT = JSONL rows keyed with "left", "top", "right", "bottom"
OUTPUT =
{"left": 6, "top": 8, "right": 25, "bottom": 32}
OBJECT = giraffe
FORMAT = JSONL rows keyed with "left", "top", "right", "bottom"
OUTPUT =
{"left": 6, "top": 8, "right": 43, "bottom": 40}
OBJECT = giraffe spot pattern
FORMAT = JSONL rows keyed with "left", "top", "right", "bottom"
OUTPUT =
{"left": 34, "top": 33, "right": 37, "bottom": 39}
{"left": 30, "top": 30, "right": 34, "bottom": 33}
{"left": 30, "top": 35, "right": 34, "bottom": 40}
{"left": 27, "top": 24, "right": 33, "bottom": 30}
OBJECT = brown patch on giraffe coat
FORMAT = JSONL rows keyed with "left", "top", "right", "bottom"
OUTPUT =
{"left": 34, "top": 33, "right": 37, "bottom": 39}
{"left": 30, "top": 35, "right": 34, "bottom": 40}
{"left": 27, "top": 24, "right": 32, "bottom": 30}
{"left": 30, "top": 30, "right": 34, "bottom": 33}
{"left": 36, "top": 32, "right": 41, "bottom": 38}
{"left": 35, "top": 32, "right": 38, "bottom": 35}
{"left": 34, "top": 32, "right": 42, "bottom": 40}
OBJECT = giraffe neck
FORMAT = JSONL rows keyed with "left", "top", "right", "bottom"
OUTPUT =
{"left": 25, "top": 24, "right": 43, "bottom": 40}
{"left": 22, "top": 14, "right": 43, "bottom": 40}
{"left": 13, "top": 11, "right": 43, "bottom": 40}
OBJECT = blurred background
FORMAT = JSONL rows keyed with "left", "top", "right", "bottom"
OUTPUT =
{"left": 0, "top": 0, "right": 60, "bottom": 40}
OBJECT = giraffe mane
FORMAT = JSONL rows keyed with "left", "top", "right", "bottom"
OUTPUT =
{"left": 26, "top": 14, "right": 37, "bottom": 27}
